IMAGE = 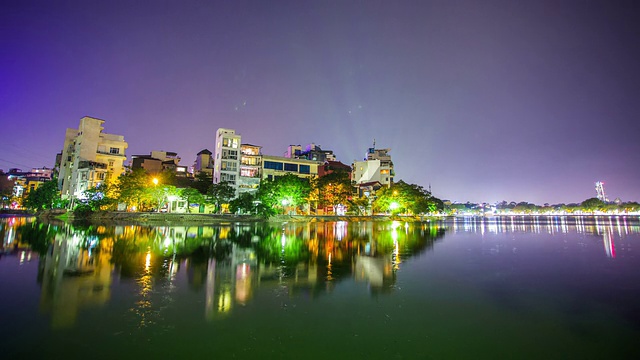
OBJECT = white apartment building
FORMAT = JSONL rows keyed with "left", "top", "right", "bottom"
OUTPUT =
{"left": 58, "top": 116, "right": 128, "bottom": 203}
{"left": 352, "top": 147, "right": 394, "bottom": 187}
{"left": 213, "top": 128, "right": 241, "bottom": 195}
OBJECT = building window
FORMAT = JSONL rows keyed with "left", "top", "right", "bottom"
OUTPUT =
{"left": 264, "top": 161, "right": 283, "bottom": 171}
{"left": 109, "top": 147, "right": 120, "bottom": 154}
{"left": 221, "top": 160, "right": 237, "bottom": 171}
{"left": 97, "top": 172, "right": 106, "bottom": 180}
{"left": 222, "top": 137, "right": 238, "bottom": 149}
{"left": 222, "top": 149, "right": 238, "bottom": 160}
{"left": 108, "top": 160, "right": 115, "bottom": 167}
{"left": 221, "top": 173, "right": 236, "bottom": 183}
{"left": 241, "top": 157, "right": 260, "bottom": 166}
{"left": 284, "top": 163, "right": 298, "bottom": 172}
{"left": 241, "top": 168, "right": 259, "bottom": 177}
{"left": 299, "top": 165, "right": 310, "bottom": 174}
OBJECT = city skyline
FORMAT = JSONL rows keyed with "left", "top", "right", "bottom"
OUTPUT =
{"left": 2, "top": 1, "right": 639, "bottom": 204}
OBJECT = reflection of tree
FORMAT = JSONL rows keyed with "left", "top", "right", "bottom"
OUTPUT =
{"left": 15, "top": 221, "right": 59, "bottom": 255}
{"left": 13, "top": 220, "right": 448, "bottom": 323}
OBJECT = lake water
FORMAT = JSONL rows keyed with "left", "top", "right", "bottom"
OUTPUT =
{"left": 1, "top": 216, "right": 639, "bottom": 359}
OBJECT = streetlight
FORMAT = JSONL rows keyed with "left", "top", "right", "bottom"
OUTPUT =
{"left": 281, "top": 199, "right": 289, "bottom": 215}
{"left": 389, "top": 201, "right": 399, "bottom": 214}
{"left": 152, "top": 178, "right": 160, "bottom": 211}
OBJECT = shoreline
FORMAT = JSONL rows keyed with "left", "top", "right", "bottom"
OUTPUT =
{"left": 7, "top": 210, "right": 638, "bottom": 225}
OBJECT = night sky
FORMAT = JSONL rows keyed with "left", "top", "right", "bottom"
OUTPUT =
{"left": 2, "top": 0, "right": 639, "bottom": 204}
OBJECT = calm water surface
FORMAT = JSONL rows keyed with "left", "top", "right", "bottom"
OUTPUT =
{"left": 1, "top": 216, "right": 639, "bottom": 359}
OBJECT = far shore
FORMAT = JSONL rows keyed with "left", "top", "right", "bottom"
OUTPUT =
{"left": 3, "top": 209, "right": 638, "bottom": 225}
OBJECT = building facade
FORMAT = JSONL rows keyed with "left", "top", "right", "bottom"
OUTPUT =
{"left": 194, "top": 149, "right": 214, "bottom": 176}
{"left": 261, "top": 155, "right": 320, "bottom": 181}
{"left": 213, "top": 128, "right": 241, "bottom": 195}
{"left": 131, "top": 151, "right": 188, "bottom": 176}
{"left": 238, "top": 144, "right": 262, "bottom": 194}
{"left": 352, "top": 146, "right": 394, "bottom": 187}
{"left": 58, "top": 116, "right": 128, "bottom": 203}
{"left": 285, "top": 143, "right": 336, "bottom": 162}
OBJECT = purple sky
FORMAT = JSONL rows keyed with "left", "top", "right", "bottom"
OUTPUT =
{"left": 2, "top": 0, "right": 639, "bottom": 204}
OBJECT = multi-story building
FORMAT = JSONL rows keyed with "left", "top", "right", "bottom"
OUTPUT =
{"left": 213, "top": 128, "right": 241, "bottom": 194}
{"left": 194, "top": 149, "right": 214, "bottom": 176}
{"left": 352, "top": 145, "right": 394, "bottom": 188}
{"left": 58, "top": 116, "right": 128, "bottom": 203}
{"left": 317, "top": 160, "right": 352, "bottom": 178}
{"left": 261, "top": 155, "right": 320, "bottom": 181}
{"left": 7, "top": 167, "right": 54, "bottom": 197}
{"left": 131, "top": 151, "right": 188, "bottom": 176}
{"left": 238, "top": 144, "right": 262, "bottom": 194}
{"left": 285, "top": 143, "right": 336, "bottom": 162}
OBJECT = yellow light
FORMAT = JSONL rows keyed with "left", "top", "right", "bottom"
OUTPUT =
{"left": 152, "top": 178, "right": 159, "bottom": 186}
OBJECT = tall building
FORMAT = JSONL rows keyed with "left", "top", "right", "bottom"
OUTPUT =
{"left": 238, "top": 144, "right": 262, "bottom": 194}
{"left": 213, "top": 128, "right": 241, "bottom": 195}
{"left": 352, "top": 145, "right": 394, "bottom": 187}
{"left": 58, "top": 116, "right": 128, "bottom": 203}
{"left": 194, "top": 149, "right": 214, "bottom": 176}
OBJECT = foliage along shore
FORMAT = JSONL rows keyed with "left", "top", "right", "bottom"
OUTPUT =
{"left": 34, "top": 209, "right": 438, "bottom": 224}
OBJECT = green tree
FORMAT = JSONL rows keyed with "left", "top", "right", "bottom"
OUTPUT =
{"left": 24, "top": 179, "right": 60, "bottom": 211}
{"left": 180, "top": 187, "right": 205, "bottom": 213}
{"left": 372, "top": 180, "right": 443, "bottom": 215}
{"left": 116, "top": 168, "right": 154, "bottom": 211}
{"left": 580, "top": 197, "right": 606, "bottom": 213}
{"left": 81, "top": 183, "right": 117, "bottom": 211}
{"left": 229, "top": 192, "right": 257, "bottom": 214}
{"left": 208, "top": 181, "right": 235, "bottom": 213}
{"left": 257, "top": 174, "right": 311, "bottom": 215}
{"left": 192, "top": 172, "right": 213, "bottom": 195}
{"left": 314, "top": 171, "right": 352, "bottom": 212}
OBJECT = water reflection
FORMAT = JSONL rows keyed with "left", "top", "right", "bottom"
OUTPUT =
{"left": 3, "top": 219, "right": 445, "bottom": 326}
{"left": 451, "top": 215, "right": 640, "bottom": 258}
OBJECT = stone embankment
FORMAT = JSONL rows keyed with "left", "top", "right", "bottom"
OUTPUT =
{"left": 81, "top": 211, "right": 263, "bottom": 224}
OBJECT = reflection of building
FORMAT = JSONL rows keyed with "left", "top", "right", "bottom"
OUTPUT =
{"left": 203, "top": 244, "right": 258, "bottom": 320}
{"left": 355, "top": 255, "right": 395, "bottom": 294}
{"left": 39, "top": 232, "right": 113, "bottom": 328}
{"left": 1, "top": 216, "right": 33, "bottom": 249}
{"left": 58, "top": 116, "right": 128, "bottom": 203}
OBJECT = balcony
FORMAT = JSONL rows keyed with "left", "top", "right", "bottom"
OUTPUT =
{"left": 96, "top": 150, "right": 126, "bottom": 157}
